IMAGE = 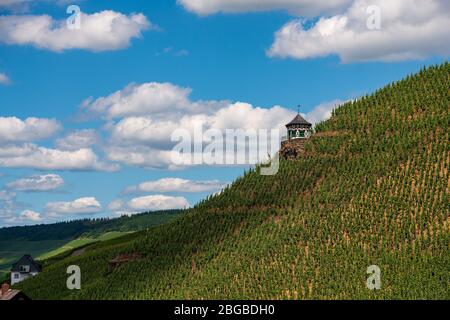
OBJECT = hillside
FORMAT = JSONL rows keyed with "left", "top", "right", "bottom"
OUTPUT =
{"left": 17, "top": 63, "right": 449, "bottom": 299}
{"left": 0, "top": 210, "right": 182, "bottom": 282}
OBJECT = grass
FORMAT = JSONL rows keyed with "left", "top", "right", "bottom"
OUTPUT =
{"left": 37, "top": 232, "right": 132, "bottom": 260}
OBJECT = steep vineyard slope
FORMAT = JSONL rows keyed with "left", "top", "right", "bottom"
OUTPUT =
{"left": 18, "top": 63, "right": 449, "bottom": 299}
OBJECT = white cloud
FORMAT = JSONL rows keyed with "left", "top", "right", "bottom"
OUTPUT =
{"left": 107, "top": 199, "right": 124, "bottom": 212}
{"left": 0, "top": 72, "right": 11, "bottom": 84}
{"left": 56, "top": 129, "right": 99, "bottom": 150}
{"left": 128, "top": 195, "right": 189, "bottom": 211}
{"left": 1, "top": 210, "right": 42, "bottom": 226}
{"left": 80, "top": 82, "right": 201, "bottom": 119}
{"left": 19, "top": 209, "right": 41, "bottom": 221}
{"left": 0, "top": 143, "right": 118, "bottom": 171}
{"left": 268, "top": 0, "right": 450, "bottom": 62}
{"left": 0, "top": 121, "right": 114, "bottom": 172}
{"left": 104, "top": 145, "right": 179, "bottom": 170}
{"left": 108, "top": 194, "right": 189, "bottom": 215}
{"left": 306, "top": 99, "right": 345, "bottom": 125}
{"left": 0, "top": 190, "right": 21, "bottom": 226}
{"left": 0, "top": 117, "right": 61, "bottom": 142}
{"left": 0, "top": 188, "right": 44, "bottom": 226}
{"left": 178, "top": 0, "right": 352, "bottom": 16}
{"left": 7, "top": 174, "right": 64, "bottom": 192}
{"left": 125, "top": 178, "right": 226, "bottom": 194}
{"left": 45, "top": 197, "right": 102, "bottom": 216}
{"left": 0, "top": 190, "right": 15, "bottom": 201}
{"left": 103, "top": 105, "right": 293, "bottom": 169}
{"left": 0, "top": 10, "right": 151, "bottom": 52}
{"left": 156, "top": 46, "right": 190, "bottom": 57}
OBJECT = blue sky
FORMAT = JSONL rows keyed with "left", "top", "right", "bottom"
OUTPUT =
{"left": 0, "top": 0, "right": 448, "bottom": 226}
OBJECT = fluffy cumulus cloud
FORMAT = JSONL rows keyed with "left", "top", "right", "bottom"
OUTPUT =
{"left": 0, "top": 117, "right": 61, "bottom": 142}
{"left": 45, "top": 197, "right": 102, "bottom": 216}
{"left": 56, "top": 129, "right": 100, "bottom": 151}
{"left": 109, "top": 195, "right": 189, "bottom": 215}
{"left": 128, "top": 195, "right": 189, "bottom": 211}
{"left": 82, "top": 81, "right": 300, "bottom": 169}
{"left": 80, "top": 82, "right": 200, "bottom": 119}
{"left": 306, "top": 99, "right": 345, "bottom": 125}
{"left": 1, "top": 210, "right": 42, "bottom": 226}
{"left": 0, "top": 143, "right": 118, "bottom": 171}
{"left": 18, "top": 209, "right": 41, "bottom": 221}
{"left": 268, "top": 0, "right": 450, "bottom": 62}
{"left": 0, "top": 72, "right": 11, "bottom": 84}
{"left": 124, "top": 178, "right": 227, "bottom": 194}
{"left": 0, "top": 117, "right": 116, "bottom": 171}
{"left": 0, "top": 10, "right": 151, "bottom": 52}
{"left": 7, "top": 174, "right": 64, "bottom": 192}
{"left": 178, "top": 0, "right": 352, "bottom": 16}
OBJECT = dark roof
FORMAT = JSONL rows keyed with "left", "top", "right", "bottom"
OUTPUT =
{"left": 286, "top": 114, "right": 312, "bottom": 127}
{"left": 11, "top": 254, "right": 42, "bottom": 273}
{"left": 0, "top": 289, "right": 31, "bottom": 301}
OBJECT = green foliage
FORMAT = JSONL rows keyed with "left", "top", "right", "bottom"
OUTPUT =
{"left": 17, "top": 63, "right": 450, "bottom": 300}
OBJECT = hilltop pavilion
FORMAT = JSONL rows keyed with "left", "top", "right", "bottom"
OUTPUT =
{"left": 285, "top": 113, "right": 312, "bottom": 140}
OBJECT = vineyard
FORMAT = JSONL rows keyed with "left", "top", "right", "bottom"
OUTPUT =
{"left": 17, "top": 63, "right": 449, "bottom": 299}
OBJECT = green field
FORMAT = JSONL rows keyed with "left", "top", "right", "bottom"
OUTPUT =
{"left": 0, "top": 211, "right": 182, "bottom": 283}
{"left": 0, "top": 232, "right": 131, "bottom": 276}
{"left": 37, "top": 231, "right": 132, "bottom": 260}
{"left": 0, "top": 239, "right": 68, "bottom": 280}
{"left": 15, "top": 63, "right": 450, "bottom": 299}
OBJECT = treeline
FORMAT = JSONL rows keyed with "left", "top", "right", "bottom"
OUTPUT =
{"left": 0, "top": 210, "right": 183, "bottom": 241}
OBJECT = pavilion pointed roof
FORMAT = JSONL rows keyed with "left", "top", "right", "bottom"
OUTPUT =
{"left": 286, "top": 114, "right": 312, "bottom": 127}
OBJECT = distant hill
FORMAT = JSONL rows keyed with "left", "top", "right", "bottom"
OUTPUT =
{"left": 17, "top": 63, "right": 449, "bottom": 299}
{"left": 0, "top": 210, "right": 182, "bottom": 283}
{"left": 0, "top": 210, "right": 183, "bottom": 241}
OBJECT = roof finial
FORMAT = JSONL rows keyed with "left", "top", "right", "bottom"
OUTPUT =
{"left": 297, "top": 104, "right": 301, "bottom": 115}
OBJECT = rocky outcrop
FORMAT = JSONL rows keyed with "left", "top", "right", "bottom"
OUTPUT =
{"left": 280, "top": 139, "right": 307, "bottom": 159}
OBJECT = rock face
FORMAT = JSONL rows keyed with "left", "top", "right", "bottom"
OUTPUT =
{"left": 280, "top": 139, "right": 307, "bottom": 159}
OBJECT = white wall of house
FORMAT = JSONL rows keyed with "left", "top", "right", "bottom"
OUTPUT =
{"left": 11, "top": 272, "right": 38, "bottom": 285}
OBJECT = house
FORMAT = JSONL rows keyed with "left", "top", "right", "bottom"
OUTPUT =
{"left": 285, "top": 113, "right": 312, "bottom": 140}
{"left": 0, "top": 283, "right": 31, "bottom": 301}
{"left": 10, "top": 254, "right": 42, "bottom": 285}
